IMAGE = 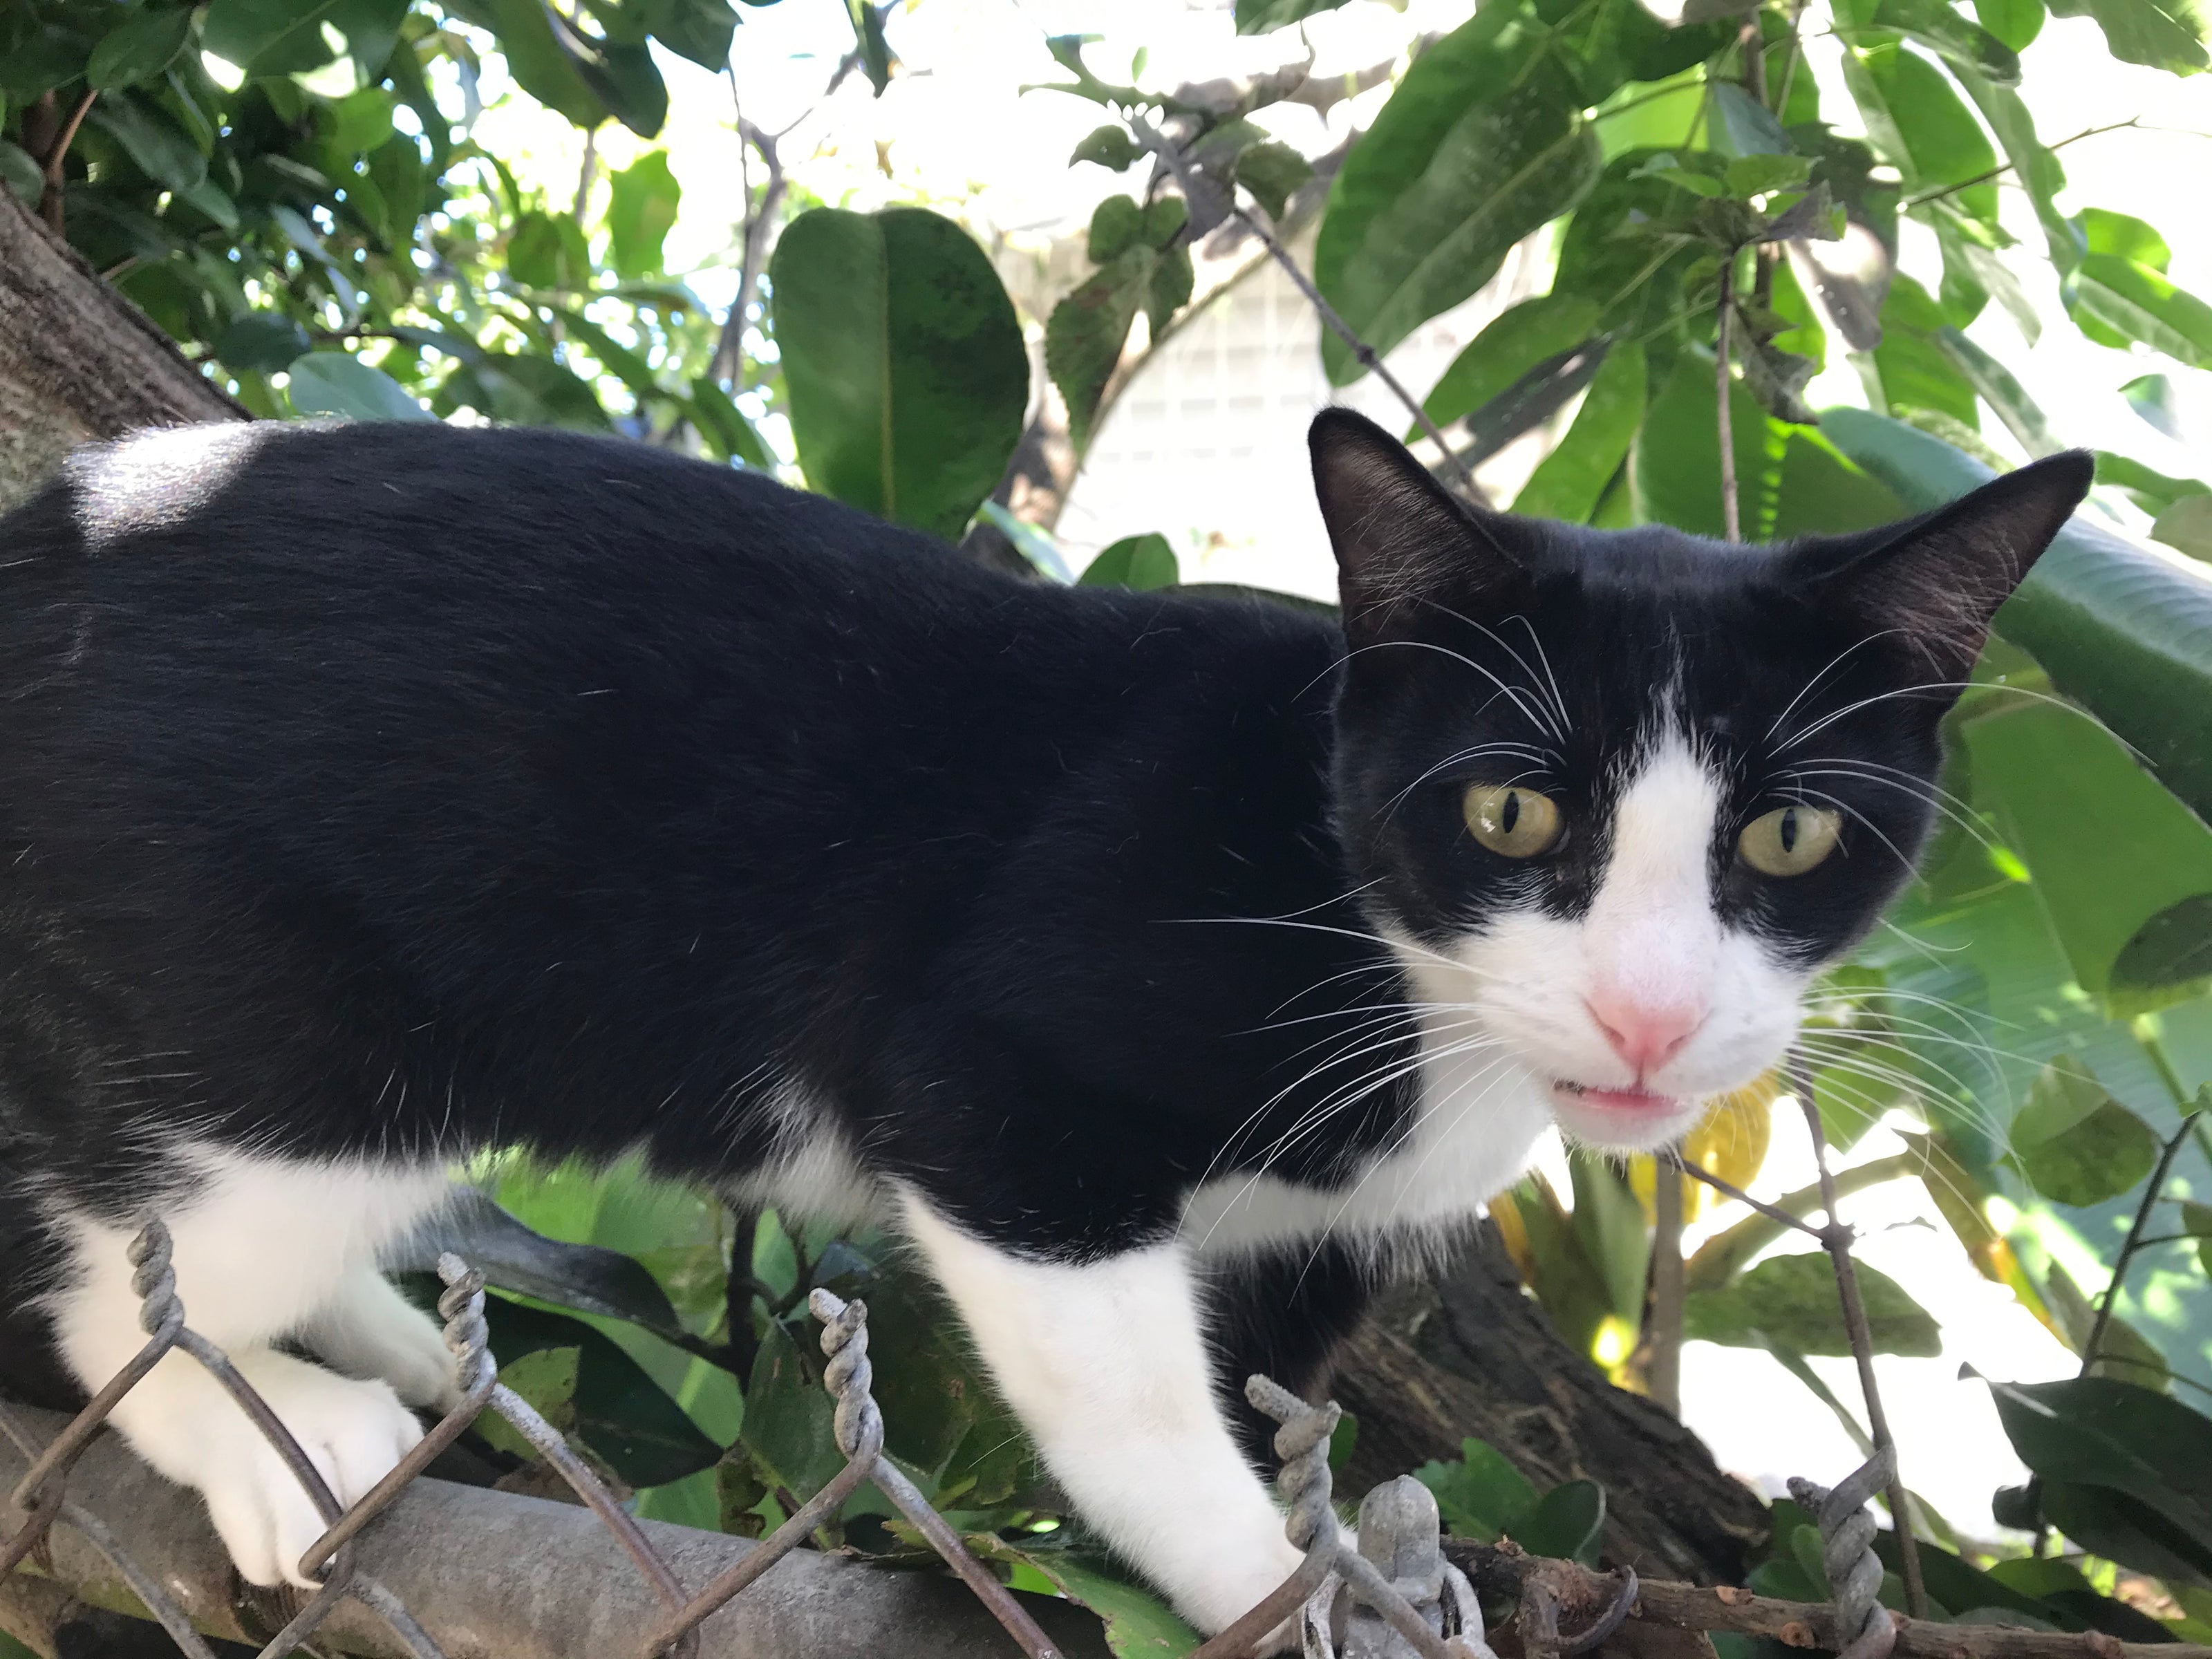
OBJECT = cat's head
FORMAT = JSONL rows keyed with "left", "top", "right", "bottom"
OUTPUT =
{"left": 1309, "top": 407, "right": 2091, "bottom": 1154}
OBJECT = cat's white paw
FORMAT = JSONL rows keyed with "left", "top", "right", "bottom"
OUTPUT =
{"left": 192, "top": 1351, "right": 424, "bottom": 1588}
{"left": 1174, "top": 1529, "right": 1307, "bottom": 1639}
{"left": 300, "top": 1268, "right": 462, "bottom": 1413}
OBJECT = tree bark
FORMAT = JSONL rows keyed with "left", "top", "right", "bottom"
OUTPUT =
{"left": 1334, "top": 1224, "right": 1770, "bottom": 1587}
{"left": 0, "top": 182, "right": 242, "bottom": 515}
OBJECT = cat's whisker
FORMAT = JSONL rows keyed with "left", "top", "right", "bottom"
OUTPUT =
{"left": 1159, "top": 914, "right": 1471, "bottom": 975}
{"left": 1776, "top": 782, "right": 1915, "bottom": 869}
{"left": 1410, "top": 597, "right": 1575, "bottom": 743}
{"left": 1345, "top": 636, "right": 1566, "bottom": 749}
{"left": 1383, "top": 745, "right": 1556, "bottom": 820}
{"left": 1777, "top": 679, "right": 2133, "bottom": 758}
{"left": 1510, "top": 613, "right": 1574, "bottom": 742}
{"left": 1783, "top": 762, "right": 2000, "bottom": 854}
{"left": 1765, "top": 628, "right": 1909, "bottom": 742}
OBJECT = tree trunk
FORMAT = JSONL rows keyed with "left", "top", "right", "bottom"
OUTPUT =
{"left": 1334, "top": 1224, "right": 1770, "bottom": 1587}
{"left": 0, "top": 182, "right": 241, "bottom": 514}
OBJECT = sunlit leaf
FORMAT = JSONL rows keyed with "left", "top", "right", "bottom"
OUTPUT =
{"left": 285, "top": 351, "right": 432, "bottom": 421}
{"left": 1685, "top": 1251, "right": 1942, "bottom": 1356}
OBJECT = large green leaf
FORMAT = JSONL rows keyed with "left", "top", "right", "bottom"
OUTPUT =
{"left": 2045, "top": 0, "right": 2210, "bottom": 70}
{"left": 740, "top": 1318, "right": 845, "bottom": 1501}
{"left": 1684, "top": 1251, "right": 1942, "bottom": 1356}
{"left": 1518, "top": 1480, "right": 1607, "bottom": 1567}
{"left": 1869, "top": 274, "right": 1981, "bottom": 428}
{"left": 1415, "top": 1437, "right": 1539, "bottom": 1540}
{"left": 1313, "top": 1, "right": 1600, "bottom": 384}
{"left": 967, "top": 1536, "right": 1201, "bottom": 1658}
{"left": 1841, "top": 42, "right": 1998, "bottom": 223}
{"left": 1964, "top": 701, "right": 2212, "bottom": 997}
{"left": 1510, "top": 340, "right": 1646, "bottom": 524}
{"left": 1847, "top": 0, "right": 2024, "bottom": 81}
{"left": 444, "top": 0, "right": 612, "bottom": 129}
{"left": 2008, "top": 1056, "right": 2161, "bottom": 1203}
{"left": 86, "top": 10, "right": 194, "bottom": 89}
{"left": 1822, "top": 409, "right": 2212, "bottom": 827}
{"left": 1419, "top": 297, "right": 1604, "bottom": 437}
{"left": 1080, "top": 533, "right": 1179, "bottom": 590}
{"left": 2072, "top": 254, "right": 2212, "bottom": 367}
{"left": 481, "top": 1297, "right": 722, "bottom": 1487}
{"left": 1984, "top": 1375, "right": 2212, "bottom": 1575}
{"left": 606, "top": 150, "right": 680, "bottom": 279}
{"left": 86, "top": 96, "right": 205, "bottom": 193}
{"left": 1635, "top": 351, "right": 1904, "bottom": 541}
{"left": 772, "top": 206, "right": 1028, "bottom": 542}
{"left": 285, "top": 351, "right": 432, "bottom": 421}
{"left": 1951, "top": 67, "right": 2076, "bottom": 268}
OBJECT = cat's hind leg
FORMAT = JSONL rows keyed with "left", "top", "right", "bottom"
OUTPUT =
{"left": 897, "top": 1192, "right": 1303, "bottom": 1637}
{"left": 44, "top": 1154, "right": 452, "bottom": 1588}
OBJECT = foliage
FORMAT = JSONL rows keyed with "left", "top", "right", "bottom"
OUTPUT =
{"left": 8, "top": 0, "right": 2212, "bottom": 1643}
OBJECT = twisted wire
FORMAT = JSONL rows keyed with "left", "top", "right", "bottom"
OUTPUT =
{"left": 1788, "top": 1443, "right": 1899, "bottom": 1659}
{"left": 808, "top": 1288, "right": 886, "bottom": 1461}
{"left": 128, "top": 1221, "right": 185, "bottom": 1342}
{"left": 1246, "top": 1374, "right": 1341, "bottom": 1553}
{"left": 435, "top": 1253, "right": 496, "bottom": 1394}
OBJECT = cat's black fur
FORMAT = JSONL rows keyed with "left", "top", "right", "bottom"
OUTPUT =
{"left": 0, "top": 412, "right": 2091, "bottom": 1476}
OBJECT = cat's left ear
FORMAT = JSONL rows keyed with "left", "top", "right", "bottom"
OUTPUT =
{"left": 1788, "top": 449, "right": 2094, "bottom": 677}
{"left": 1309, "top": 407, "right": 1526, "bottom": 646}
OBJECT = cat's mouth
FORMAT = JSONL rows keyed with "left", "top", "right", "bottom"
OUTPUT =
{"left": 1548, "top": 1079, "right": 1681, "bottom": 1114}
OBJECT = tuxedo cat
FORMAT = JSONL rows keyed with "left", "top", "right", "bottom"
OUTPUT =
{"left": 0, "top": 408, "right": 2088, "bottom": 1631}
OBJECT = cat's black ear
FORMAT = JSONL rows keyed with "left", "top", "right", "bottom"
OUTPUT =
{"left": 1790, "top": 449, "right": 2094, "bottom": 676}
{"left": 1309, "top": 407, "right": 1523, "bottom": 644}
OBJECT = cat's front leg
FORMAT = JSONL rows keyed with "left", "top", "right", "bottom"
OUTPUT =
{"left": 44, "top": 1157, "right": 451, "bottom": 1588}
{"left": 898, "top": 1194, "right": 1303, "bottom": 1636}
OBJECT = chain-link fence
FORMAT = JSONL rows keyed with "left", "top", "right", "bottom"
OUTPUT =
{"left": 1, "top": 1219, "right": 1911, "bottom": 1659}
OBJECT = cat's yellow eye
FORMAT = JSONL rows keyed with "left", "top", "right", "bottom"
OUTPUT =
{"left": 1463, "top": 785, "right": 1564, "bottom": 859}
{"left": 1738, "top": 805, "right": 1842, "bottom": 877}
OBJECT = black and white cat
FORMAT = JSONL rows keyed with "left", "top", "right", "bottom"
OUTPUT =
{"left": 0, "top": 408, "right": 2088, "bottom": 1630}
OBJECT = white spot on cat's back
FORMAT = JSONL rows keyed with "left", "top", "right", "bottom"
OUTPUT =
{"left": 68, "top": 424, "right": 271, "bottom": 548}
{"left": 722, "top": 1080, "right": 879, "bottom": 1228}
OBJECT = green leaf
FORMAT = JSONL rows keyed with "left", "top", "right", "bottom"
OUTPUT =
{"left": 1684, "top": 1251, "right": 1942, "bottom": 1356}
{"left": 774, "top": 205, "right": 1029, "bottom": 541}
{"left": 1415, "top": 1437, "right": 1540, "bottom": 1540}
{"left": 2045, "top": 0, "right": 2209, "bottom": 71}
{"left": 636, "top": 0, "right": 736, "bottom": 70}
{"left": 1071, "top": 124, "right": 1141, "bottom": 171}
{"left": 1518, "top": 1480, "right": 1606, "bottom": 1566}
{"left": 1842, "top": 43, "right": 1998, "bottom": 223}
{"left": 2009, "top": 1058, "right": 2161, "bottom": 1203}
{"left": 1709, "top": 83, "right": 1791, "bottom": 156}
{"left": 285, "top": 351, "right": 432, "bottom": 421}
{"left": 1570, "top": 1149, "right": 1649, "bottom": 1328}
{"left": 1313, "top": 1, "right": 1600, "bottom": 384}
{"left": 1821, "top": 410, "right": 2212, "bottom": 828}
{"left": 740, "top": 1317, "right": 845, "bottom": 1501}
{"left": 2088, "top": 456, "right": 2212, "bottom": 520}
{"left": 1634, "top": 350, "right": 1904, "bottom": 542}
{"left": 1951, "top": 68, "right": 2074, "bottom": 268}
{"left": 1235, "top": 0, "right": 1352, "bottom": 32}
{"left": 0, "top": 142, "right": 39, "bottom": 205}
{"left": 453, "top": 353, "right": 610, "bottom": 430}
{"left": 1048, "top": 250, "right": 1147, "bottom": 451}
{"left": 2072, "top": 254, "right": 2212, "bottom": 367}
{"left": 87, "top": 10, "right": 193, "bottom": 90}
{"left": 606, "top": 150, "right": 680, "bottom": 279}
{"left": 86, "top": 96, "right": 206, "bottom": 193}
{"left": 409, "top": 1187, "right": 689, "bottom": 1337}
{"left": 2121, "top": 373, "right": 2184, "bottom": 439}
{"left": 1983, "top": 1375, "right": 2212, "bottom": 1578}
{"left": 1080, "top": 533, "right": 1179, "bottom": 590}
{"left": 687, "top": 377, "right": 774, "bottom": 469}
{"left": 1937, "top": 327, "right": 2061, "bottom": 456}
{"left": 844, "top": 0, "right": 894, "bottom": 96}
{"left": 1416, "top": 293, "right": 1601, "bottom": 433}
{"left": 1088, "top": 196, "right": 1143, "bottom": 263}
{"left": 203, "top": 0, "right": 345, "bottom": 73}
{"left": 481, "top": 1297, "right": 722, "bottom": 1486}
{"left": 966, "top": 1537, "right": 1202, "bottom": 1657}
{"left": 474, "top": 1343, "right": 581, "bottom": 1458}
{"left": 1962, "top": 701, "right": 2212, "bottom": 998}
{"left": 1512, "top": 340, "right": 1645, "bottom": 525}
{"left": 1232, "top": 140, "right": 1313, "bottom": 219}
{"left": 2082, "top": 207, "right": 2171, "bottom": 272}
{"left": 214, "top": 312, "right": 310, "bottom": 374}
{"left": 1850, "top": 0, "right": 2025, "bottom": 82}
{"left": 508, "top": 210, "right": 590, "bottom": 290}
{"left": 444, "top": 0, "right": 611, "bottom": 129}
{"left": 2041, "top": 1480, "right": 2212, "bottom": 1585}
{"left": 2154, "top": 495, "right": 2212, "bottom": 563}
{"left": 1975, "top": 0, "right": 2047, "bottom": 48}
{"left": 1725, "top": 153, "right": 1816, "bottom": 197}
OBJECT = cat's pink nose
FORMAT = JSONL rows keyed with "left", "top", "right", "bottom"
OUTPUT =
{"left": 1585, "top": 990, "right": 1704, "bottom": 1076}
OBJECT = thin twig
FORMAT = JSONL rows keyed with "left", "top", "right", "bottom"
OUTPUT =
{"left": 572, "top": 126, "right": 598, "bottom": 223}
{"left": 1899, "top": 118, "right": 2140, "bottom": 211}
{"left": 1648, "top": 1161, "right": 1685, "bottom": 1414}
{"left": 1673, "top": 1154, "right": 1827, "bottom": 1239}
{"left": 1716, "top": 255, "right": 1740, "bottom": 542}
{"left": 1792, "top": 1053, "right": 1927, "bottom": 1619}
{"left": 2082, "top": 1110, "right": 2203, "bottom": 1377}
{"left": 1124, "top": 112, "right": 1483, "bottom": 500}
{"left": 38, "top": 86, "right": 95, "bottom": 235}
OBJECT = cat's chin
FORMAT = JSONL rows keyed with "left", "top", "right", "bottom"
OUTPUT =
{"left": 1546, "top": 1079, "right": 1703, "bottom": 1151}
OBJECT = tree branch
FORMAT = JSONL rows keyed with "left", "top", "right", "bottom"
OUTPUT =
{"left": 1450, "top": 1546, "right": 2211, "bottom": 1659}
{"left": 1899, "top": 119, "right": 2140, "bottom": 212}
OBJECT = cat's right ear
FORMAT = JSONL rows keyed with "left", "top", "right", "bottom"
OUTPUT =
{"left": 1309, "top": 408, "right": 1521, "bottom": 646}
